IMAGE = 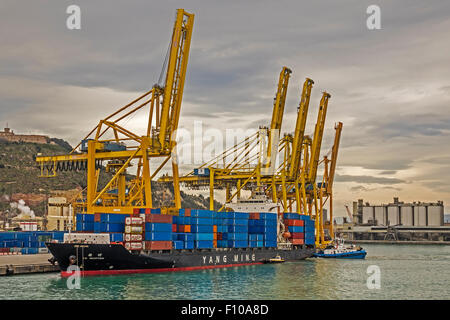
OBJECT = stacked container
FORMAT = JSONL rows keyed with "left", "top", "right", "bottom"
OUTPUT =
{"left": 260, "top": 213, "right": 277, "bottom": 247}
{"left": 143, "top": 211, "right": 173, "bottom": 250}
{"left": 283, "top": 213, "right": 316, "bottom": 246}
{"left": 124, "top": 216, "right": 144, "bottom": 251}
{"left": 283, "top": 213, "right": 305, "bottom": 245}
{"left": 302, "top": 215, "right": 316, "bottom": 245}
{"left": 190, "top": 209, "right": 214, "bottom": 249}
{"left": 0, "top": 231, "right": 64, "bottom": 255}
{"left": 76, "top": 213, "right": 95, "bottom": 232}
{"left": 72, "top": 208, "right": 317, "bottom": 252}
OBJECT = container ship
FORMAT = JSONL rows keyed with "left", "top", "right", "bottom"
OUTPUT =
{"left": 46, "top": 207, "right": 315, "bottom": 277}
{"left": 38, "top": 8, "right": 325, "bottom": 276}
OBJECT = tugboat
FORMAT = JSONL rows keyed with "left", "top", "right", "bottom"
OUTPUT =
{"left": 313, "top": 236, "right": 366, "bottom": 259}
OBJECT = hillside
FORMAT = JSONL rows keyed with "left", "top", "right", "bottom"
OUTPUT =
{"left": 0, "top": 140, "right": 221, "bottom": 217}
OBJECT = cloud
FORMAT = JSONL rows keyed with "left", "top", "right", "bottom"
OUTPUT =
{"left": 335, "top": 174, "right": 405, "bottom": 185}
{"left": 379, "top": 170, "right": 397, "bottom": 175}
{"left": 1, "top": 1, "right": 450, "bottom": 213}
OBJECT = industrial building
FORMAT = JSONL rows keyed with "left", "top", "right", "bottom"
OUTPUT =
{"left": 46, "top": 197, "right": 71, "bottom": 231}
{"left": 354, "top": 197, "right": 444, "bottom": 227}
{"left": 336, "top": 198, "right": 449, "bottom": 242}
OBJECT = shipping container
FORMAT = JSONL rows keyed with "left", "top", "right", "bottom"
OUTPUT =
{"left": 143, "top": 241, "right": 172, "bottom": 250}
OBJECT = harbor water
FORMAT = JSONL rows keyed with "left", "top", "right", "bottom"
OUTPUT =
{"left": 0, "top": 244, "right": 449, "bottom": 300}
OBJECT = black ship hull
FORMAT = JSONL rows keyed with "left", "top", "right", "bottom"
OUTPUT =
{"left": 46, "top": 242, "right": 315, "bottom": 277}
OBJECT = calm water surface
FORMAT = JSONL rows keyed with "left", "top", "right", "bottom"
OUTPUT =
{"left": 1, "top": 244, "right": 449, "bottom": 300}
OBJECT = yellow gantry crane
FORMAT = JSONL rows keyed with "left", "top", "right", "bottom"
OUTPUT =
{"left": 35, "top": 9, "right": 195, "bottom": 215}
{"left": 317, "top": 121, "right": 343, "bottom": 245}
{"left": 159, "top": 66, "right": 293, "bottom": 211}
{"left": 265, "top": 67, "right": 292, "bottom": 170}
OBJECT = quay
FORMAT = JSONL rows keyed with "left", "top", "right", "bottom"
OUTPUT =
{"left": 0, "top": 254, "right": 59, "bottom": 276}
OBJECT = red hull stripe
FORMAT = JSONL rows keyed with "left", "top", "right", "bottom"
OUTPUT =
{"left": 60, "top": 262, "right": 263, "bottom": 277}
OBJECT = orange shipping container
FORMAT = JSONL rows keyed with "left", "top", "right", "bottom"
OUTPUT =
{"left": 145, "top": 214, "right": 173, "bottom": 223}
{"left": 144, "top": 241, "right": 172, "bottom": 250}
{"left": 284, "top": 219, "right": 304, "bottom": 227}
{"left": 290, "top": 238, "right": 304, "bottom": 245}
{"left": 249, "top": 212, "right": 260, "bottom": 220}
{"left": 213, "top": 225, "right": 217, "bottom": 232}
{"left": 289, "top": 232, "right": 305, "bottom": 239}
{"left": 178, "top": 225, "right": 191, "bottom": 233}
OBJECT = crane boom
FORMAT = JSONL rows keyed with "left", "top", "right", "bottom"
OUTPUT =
{"left": 35, "top": 9, "right": 195, "bottom": 214}
{"left": 288, "top": 78, "right": 314, "bottom": 179}
{"left": 327, "top": 122, "right": 343, "bottom": 194}
{"left": 266, "top": 67, "right": 292, "bottom": 168}
{"left": 308, "top": 92, "right": 330, "bottom": 183}
{"left": 159, "top": 9, "right": 194, "bottom": 150}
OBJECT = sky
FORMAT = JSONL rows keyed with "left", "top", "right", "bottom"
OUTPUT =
{"left": 1, "top": 1, "right": 450, "bottom": 216}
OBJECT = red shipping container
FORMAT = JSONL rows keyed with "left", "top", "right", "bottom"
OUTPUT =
{"left": 133, "top": 208, "right": 140, "bottom": 214}
{"left": 289, "top": 232, "right": 305, "bottom": 239}
{"left": 217, "top": 232, "right": 222, "bottom": 240}
{"left": 284, "top": 219, "right": 304, "bottom": 227}
{"left": 290, "top": 238, "right": 304, "bottom": 245}
{"left": 145, "top": 214, "right": 172, "bottom": 223}
{"left": 172, "top": 224, "right": 177, "bottom": 232}
{"left": 144, "top": 241, "right": 172, "bottom": 250}
{"left": 249, "top": 212, "right": 260, "bottom": 220}
{"left": 94, "top": 213, "right": 101, "bottom": 222}
{"left": 184, "top": 208, "right": 191, "bottom": 217}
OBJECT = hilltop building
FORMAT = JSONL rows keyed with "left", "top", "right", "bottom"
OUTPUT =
{"left": 0, "top": 126, "right": 49, "bottom": 144}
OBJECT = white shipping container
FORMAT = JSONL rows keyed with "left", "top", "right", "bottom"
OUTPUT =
{"left": 64, "top": 233, "right": 110, "bottom": 244}
{"left": 124, "top": 242, "right": 143, "bottom": 250}
{"left": 20, "top": 222, "right": 38, "bottom": 231}
{"left": 124, "top": 234, "right": 143, "bottom": 242}
{"left": 125, "top": 217, "right": 143, "bottom": 226}
{"left": 125, "top": 226, "right": 143, "bottom": 234}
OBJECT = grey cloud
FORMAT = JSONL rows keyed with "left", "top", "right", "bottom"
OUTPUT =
{"left": 379, "top": 170, "right": 397, "bottom": 175}
{"left": 2, "top": 1, "right": 450, "bottom": 211}
{"left": 335, "top": 174, "right": 405, "bottom": 185}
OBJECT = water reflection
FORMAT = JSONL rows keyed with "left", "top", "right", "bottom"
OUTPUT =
{"left": 1, "top": 244, "right": 449, "bottom": 300}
